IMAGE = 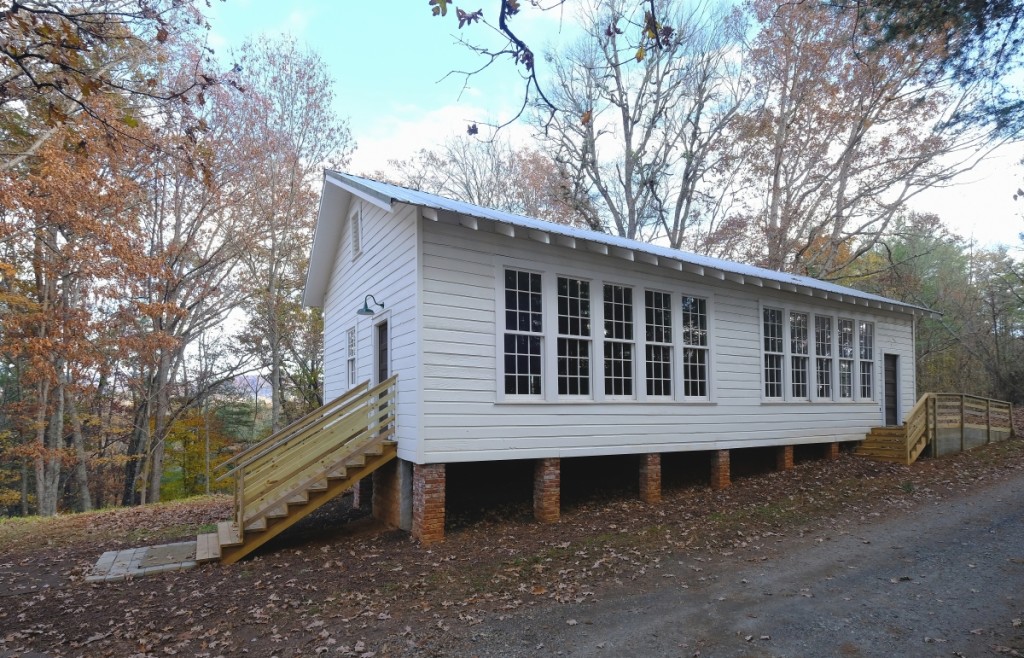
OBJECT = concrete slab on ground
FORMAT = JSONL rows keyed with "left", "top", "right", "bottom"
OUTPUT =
{"left": 85, "top": 541, "right": 197, "bottom": 583}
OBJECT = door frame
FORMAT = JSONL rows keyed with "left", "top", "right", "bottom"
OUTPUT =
{"left": 883, "top": 353, "right": 899, "bottom": 426}
{"left": 372, "top": 312, "right": 391, "bottom": 385}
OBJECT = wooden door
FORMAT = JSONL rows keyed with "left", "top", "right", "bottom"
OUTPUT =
{"left": 884, "top": 354, "right": 899, "bottom": 426}
{"left": 375, "top": 320, "right": 389, "bottom": 384}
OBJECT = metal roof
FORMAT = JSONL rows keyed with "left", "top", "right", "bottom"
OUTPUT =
{"left": 310, "top": 170, "right": 933, "bottom": 316}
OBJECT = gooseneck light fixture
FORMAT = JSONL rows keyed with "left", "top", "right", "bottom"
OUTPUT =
{"left": 357, "top": 294, "right": 384, "bottom": 316}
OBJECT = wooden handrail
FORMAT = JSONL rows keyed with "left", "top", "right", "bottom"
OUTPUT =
{"left": 218, "top": 382, "right": 371, "bottom": 472}
{"left": 232, "top": 375, "right": 397, "bottom": 474}
{"left": 231, "top": 375, "right": 398, "bottom": 528}
{"left": 902, "top": 392, "right": 1013, "bottom": 462}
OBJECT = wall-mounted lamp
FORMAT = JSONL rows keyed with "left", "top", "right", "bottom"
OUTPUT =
{"left": 357, "top": 294, "right": 385, "bottom": 316}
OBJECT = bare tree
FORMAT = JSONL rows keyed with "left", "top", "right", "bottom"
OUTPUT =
{"left": 232, "top": 37, "right": 353, "bottom": 433}
{"left": 732, "top": 0, "right": 1013, "bottom": 278}
{"left": 379, "top": 135, "right": 595, "bottom": 227}
{"left": 536, "top": 0, "right": 750, "bottom": 247}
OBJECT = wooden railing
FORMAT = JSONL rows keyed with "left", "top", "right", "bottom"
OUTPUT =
{"left": 907, "top": 392, "right": 1013, "bottom": 459}
{"left": 216, "top": 375, "right": 398, "bottom": 534}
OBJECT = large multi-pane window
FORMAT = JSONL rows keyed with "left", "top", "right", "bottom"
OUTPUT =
{"left": 859, "top": 321, "right": 874, "bottom": 399}
{"left": 790, "top": 312, "right": 809, "bottom": 398}
{"left": 604, "top": 284, "right": 634, "bottom": 396}
{"left": 503, "top": 269, "right": 543, "bottom": 395}
{"left": 815, "top": 316, "right": 833, "bottom": 399}
{"left": 645, "top": 291, "right": 672, "bottom": 397}
{"left": 762, "top": 307, "right": 879, "bottom": 403}
{"left": 838, "top": 318, "right": 855, "bottom": 399}
{"left": 557, "top": 277, "right": 591, "bottom": 396}
{"left": 681, "top": 296, "right": 709, "bottom": 398}
{"left": 763, "top": 307, "right": 784, "bottom": 398}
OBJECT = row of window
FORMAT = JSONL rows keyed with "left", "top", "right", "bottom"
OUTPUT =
{"left": 502, "top": 268, "right": 709, "bottom": 400}
{"left": 501, "top": 268, "right": 880, "bottom": 403}
{"left": 762, "top": 307, "right": 874, "bottom": 401}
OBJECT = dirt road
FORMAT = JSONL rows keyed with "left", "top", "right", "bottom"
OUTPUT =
{"left": 460, "top": 471, "right": 1024, "bottom": 657}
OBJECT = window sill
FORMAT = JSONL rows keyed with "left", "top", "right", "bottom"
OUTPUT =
{"left": 760, "top": 400, "right": 878, "bottom": 406}
{"left": 496, "top": 399, "right": 718, "bottom": 406}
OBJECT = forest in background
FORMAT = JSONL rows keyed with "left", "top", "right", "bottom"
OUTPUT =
{"left": 2, "top": 0, "right": 1024, "bottom": 517}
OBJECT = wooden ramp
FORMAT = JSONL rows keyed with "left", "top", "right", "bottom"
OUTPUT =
{"left": 857, "top": 393, "right": 1013, "bottom": 466}
{"left": 198, "top": 376, "right": 398, "bottom": 565}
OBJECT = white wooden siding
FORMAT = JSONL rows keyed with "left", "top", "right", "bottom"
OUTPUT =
{"left": 419, "top": 219, "right": 916, "bottom": 463}
{"left": 322, "top": 200, "right": 420, "bottom": 462}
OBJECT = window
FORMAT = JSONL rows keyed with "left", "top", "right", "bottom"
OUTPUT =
{"left": 557, "top": 277, "right": 591, "bottom": 396}
{"left": 815, "top": 316, "right": 833, "bottom": 399}
{"left": 763, "top": 307, "right": 784, "bottom": 398}
{"left": 347, "top": 327, "right": 357, "bottom": 387}
{"left": 859, "top": 321, "right": 874, "bottom": 399}
{"left": 503, "top": 269, "right": 543, "bottom": 395}
{"left": 645, "top": 291, "right": 672, "bottom": 397}
{"left": 603, "top": 284, "right": 634, "bottom": 396}
{"left": 681, "top": 296, "right": 709, "bottom": 398}
{"left": 790, "top": 312, "right": 809, "bottom": 399}
{"left": 350, "top": 206, "right": 362, "bottom": 258}
{"left": 838, "top": 318, "right": 854, "bottom": 399}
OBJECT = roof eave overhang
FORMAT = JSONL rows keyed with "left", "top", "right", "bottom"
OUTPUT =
{"left": 420, "top": 204, "right": 938, "bottom": 319}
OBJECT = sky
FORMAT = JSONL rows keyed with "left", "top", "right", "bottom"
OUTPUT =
{"left": 205, "top": 0, "right": 1024, "bottom": 250}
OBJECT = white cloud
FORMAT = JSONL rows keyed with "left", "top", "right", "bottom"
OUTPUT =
{"left": 348, "top": 103, "right": 539, "bottom": 175}
{"left": 285, "top": 8, "right": 313, "bottom": 34}
{"left": 908, "top": 145, "right": 1024, "bottom": 247}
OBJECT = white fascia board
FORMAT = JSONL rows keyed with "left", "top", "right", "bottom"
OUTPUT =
{"left": 325, "top": 171, "right": 394, "bottom": 212}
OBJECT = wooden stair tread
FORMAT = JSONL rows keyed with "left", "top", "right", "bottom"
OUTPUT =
{"left": 245, "top": 517, "right": 267, "bottom": 532}
{"left": 195, "top": 532, "right": 221, "bottom": 562}
{"left": 217, "top": 521, "right": 242, "bottom": 547}
{"left": 213, "top": 379, "right": 399, "bottom": 564}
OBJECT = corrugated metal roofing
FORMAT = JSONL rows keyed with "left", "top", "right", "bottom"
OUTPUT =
{"left": 324, "top": 170, "right": 932, "bottom": 316}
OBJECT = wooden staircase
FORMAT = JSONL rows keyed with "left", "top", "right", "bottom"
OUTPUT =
{"left": 856, "top": 425, "right": 928, "bottom": 465}
{"left": 196, "top": 376, "right": 398, "bottom": 565}
{"left": 856, "top": 392, "right": 1013, "bottom": 466}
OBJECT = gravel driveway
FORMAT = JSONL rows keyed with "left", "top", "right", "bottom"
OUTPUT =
{"left": 462, "top": 470, "right": 1024, "bottom": 657}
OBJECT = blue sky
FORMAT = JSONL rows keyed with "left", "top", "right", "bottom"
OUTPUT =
{"left": 205, "top": 1, "right": 1023, "bottom": 248}
{"left": 206, "top": 1, "right": 578, "bottom": 170}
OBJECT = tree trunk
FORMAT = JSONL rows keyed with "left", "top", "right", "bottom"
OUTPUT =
{"left": 20, "top": 460, "right": 29, "bottom": 516}
{"left": 122, "top": 391, "right": 152, "bottom": 506}
{"left": 39, "top": 379, "right": 64, "bottom": 516}
{"left": 65, "top": 388, "right": 93, "bottom": 512}
{"left": 147, "top": 353, "right": 172, "bottom": 504}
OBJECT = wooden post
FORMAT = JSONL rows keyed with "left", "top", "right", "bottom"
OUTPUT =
{"left": 986, "top": 399, "right": 992, "bottom": 444}
{"left": 960, "top": 395, "right": 965, "bottom": 453}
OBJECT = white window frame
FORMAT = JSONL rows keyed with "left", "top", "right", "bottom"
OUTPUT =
{"left": 602, "top": 282, "right": 636, "bottom": 399}
{"left": 858, "top": 320, "right": 875, "bottom": 400}
{"left": 814, "top": 315, "right": 834, "bottom": 401}
{"left": 680, "top": 294, "right": 711, "bottom": 400}
{"left": 494, "top": 261, "right": 717, "bottom": 405}
{"left": 555, "top": 275, "right": 593, "bottom": 398}
{"left": 789, "top": 311, "right": 810, "bottom": 400}
{"left": 643, "top": 289, "right": 673, "bottom": 399}
{"left": 762, "top": 306, "right": 785, "bottom": 400}
{"left": 837, "top": 317, "right": 855, "bottom": 400}
{"left": 760, "top": 301, "right": 880, "bottom": 404}
{"left": 346, "top": 326, "right": 357, "bottom": 387}
{"left": 499, "top": 266, "right": 545, "bottom": 400}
